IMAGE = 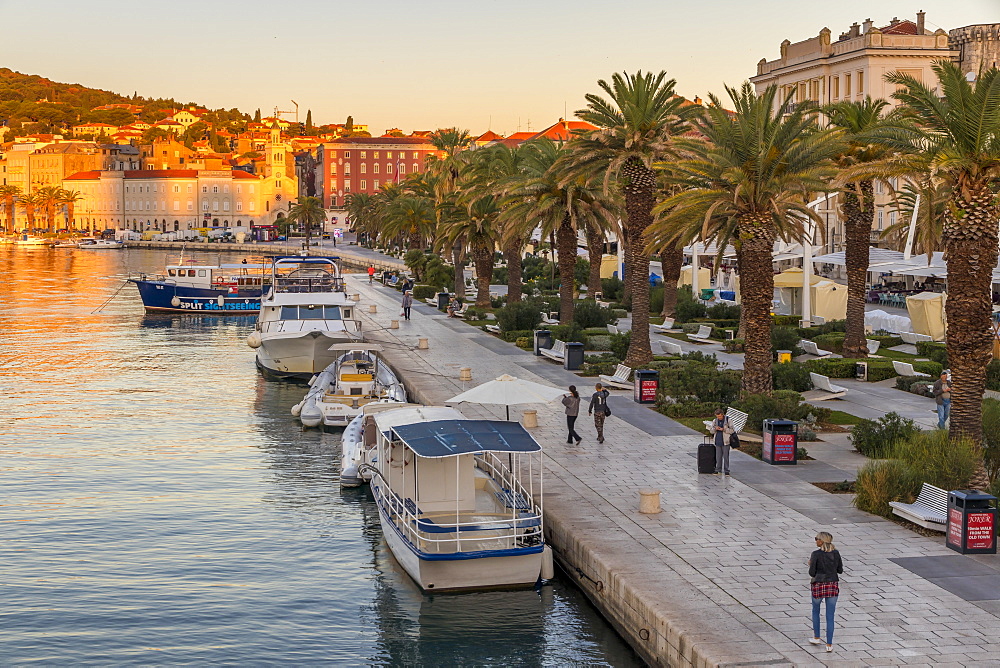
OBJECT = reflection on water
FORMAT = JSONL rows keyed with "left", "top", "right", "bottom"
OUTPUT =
{"left": 0, "top": 247, "right": 639, "bottom": 666}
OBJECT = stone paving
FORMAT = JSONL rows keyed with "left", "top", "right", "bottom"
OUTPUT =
{"left": 350, "top": 274, "right": 1000, "bottom": 667}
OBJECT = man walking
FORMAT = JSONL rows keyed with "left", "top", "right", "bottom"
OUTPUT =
{"left": 588, "top": 382, "right": 610, "bottom": 444}
{"left": 933, "top": 370, "right": 951, "bottom": 430}
{"left": 367, "top": 265, "right": 376, "bottom": 284}
{"left": 401, "top": 290, "right": 413, "bottom": 321}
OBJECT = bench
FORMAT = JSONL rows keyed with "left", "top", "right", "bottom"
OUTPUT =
{"left": 703, "top": 407, "right": 750, "bottom": 435}
{"left": 893, "top": 360, "right": 931, "bottom": 378}
{"left": 651, "top": 317, "right": 676, "bottom": 333}
{"left": 866, "top": 339, "right": 881, "bottom": 355}
{"left": 539, "top": 312, "right": 559, "bottom": 326}
{"left": 599, "top": 363, "right": 633, "bottom": 389}
{"left": 900, "top": 331, "right": 933, "bottom": 345}
{"left": 801, "top": 339, "right": 834, "bottom": 358}
{"left": 686, "top": 325, "right": 712, "bottom": 343}
{"left": 539, "top": 339, "right": 566, "bottom": 362}
{"left": 809, "top": 372, "right": 848, "bottom": 399}
{"left": 889, "top": 482, "right": 948, "bottom": 531}
{"left": 659, "top": 340, "right": 684, "bottom": 356}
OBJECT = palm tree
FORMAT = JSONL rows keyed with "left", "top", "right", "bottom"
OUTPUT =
{"left": 568, "top": 71, "right": 695, "bottom": 365}
{"left": 344, "top": 192, "right": 376, "bottom": 244}
{"left": 886, "top": 61, "right": 1000, "bottom": 443}
{"left": 427, "top": 128, "right": 474, "bottom": 298}
{"left": 20, "top": 192, "right": 39, "bottom": 231}
{"left": 35, "top": 186, "right": 63, "bottom": 233}
{"left": 286, "top": 196, "right": 326, "bottom": 249}
{"left": 0, "top": 185, "right": 21, "bottom": 231}
{"left": 382, "top": 195, "right": 437, "bottom": 251}
{"left": 649, "top": 83, "right": 841, "bottom": 395}
{"left": 58, "top": 189, "right": 84, "bottom": 231}
{"left": 437, "top": 193, "right": 502, "bottom": 308}
{"left": 824, "top": 98, "right": 914, "bottom": 358}
{"left": 881, "top": 176, "right": 946, "bottom": 257}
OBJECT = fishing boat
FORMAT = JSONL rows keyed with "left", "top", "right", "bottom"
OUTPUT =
{"left": 246, "top": 256, "right": 362, "bottom": 380}
{"left": 363, "top": 405, "right": 551, "bottom": 591}
{"left": 78, "top": 238, "right": 125, "bottom": 250}
{"left": 129, "top": 255, "right": 268, "bottom": 314}
{"left": 292, "top": 344, "right": 407, "bottom": 429}
{"left": 12, "top": 234, "right": 50, "bottom": 248}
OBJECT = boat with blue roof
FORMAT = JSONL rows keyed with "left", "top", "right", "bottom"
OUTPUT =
{"left": 129, "top": 254, "right": 269, "bottom": 314}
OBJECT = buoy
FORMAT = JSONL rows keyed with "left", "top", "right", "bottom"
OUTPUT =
{"left": 170, "top": 296, "right": 181, "bottom": 307}
{"left": 541, "top": 545, "right": 555, "bottom": 580}
{"left": 291, "top": 402, "right": 302, "bottom": 416}
{"left": 246, "top": 332, "right": 262, "bottom": 348}
{"left": 217, "top": 295, "right": 225, "bottom": 307}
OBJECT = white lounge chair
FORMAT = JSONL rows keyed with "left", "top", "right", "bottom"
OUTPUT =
{"left": 800, "top": 340, "right": 834, "bottom": 358}
{"left": 485, "top": 324, "right": 501, "bottom": 334}
{"left": 659, "top": 340, "right": 684, "bottom": 356}
{"left": 703, "top": 407, "right": 750, "bottom": 435}
{"left": 900, "top": 331, "right": 934, "bottom": 345}
{"left": 889, "top": 483, "right": 948, "bottom": 531}
{"left": 540, "top": 312, "right": 559, "bottom": 326}
{"left": 809, "top": 372, "right": 848, "bottom": 399}
{"left": 651, "top": 317, "right": 676, "bottom": 333}
{"left": 893, "top": 360, "right": 931, "bottom": 378}
{"left": 811, "top": 315, "right": 826, "bottom": 325}
{"left": 607, "top": 324, "right": 619, "bottom": 335}
{"left": 866, "top": 339, "right": 881, "bottom": 355}
{"left": 599, "top": 364, "right": 633, "bottom": 389}
{"left": 686, "top": 325, "right": 712, "bottom": 343}
{"left": 539, "top": 339, "right": 566, "bottom": 362}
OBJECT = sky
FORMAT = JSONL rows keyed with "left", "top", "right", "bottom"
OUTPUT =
{"left": 0, "top": 0, "right": 994, "bottom": 135}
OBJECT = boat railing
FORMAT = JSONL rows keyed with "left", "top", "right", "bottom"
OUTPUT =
{"left": 272, "top": 275, "right": 345, "bottom": 294}
{"left": 257, "top": 319, "right": 354, "bottom": 334}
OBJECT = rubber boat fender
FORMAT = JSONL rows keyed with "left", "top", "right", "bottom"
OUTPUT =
{"left": 541, "top": 545, "right": 554, "bottom": 580}
{"left": 217, "top": 295, "right": 225, "bottom": 307}
{"left": 170, "top": 296, "right": 181, "bottom": 307}
{"left": 246, "top": 332, "right": 262, "bottom": 348}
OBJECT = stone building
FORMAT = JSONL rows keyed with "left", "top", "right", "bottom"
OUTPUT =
{"left": 949, "top": 23, "right": 1000, "bottom": 76}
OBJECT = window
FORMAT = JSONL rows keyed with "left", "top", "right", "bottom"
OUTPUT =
{"left": 236, "top": 202, "right": 242, "bottom": 212}
{"left": 202, "top": 201, "right": 209, "bottom": 211}
{"left": 173, "top": 201, "right": 180, "bottom": 211}
{"left": 360, "top": 180, "right": 367, "bottom": 190}
{"left": 844, "top": 74, "right": 852, "bottom": 96}
{"left": 386, "top": 152, "right": 393, "bottom": 159}
{"left": 875, "top": 180, "right": 883, "bottom": 194}
{"left": 360, "top": 151, "right": 367, "bottom": 158}
{"left": 236, "top": 185, "right": 242, "bottom": 194}
{"left": 374, "top": 152, "right": 379, "bottom": 159}
{"left": 249, "top": 185, "right": 255, "bottom": 194}
{"left": 386, "top": 163, "right": 393, "bottom": 174}
{"left": 373, "top": 164, "right": 379, "bottom": 174}
{"left": 330, "top": 163, "right": 337, "bottom": 174}
{"left": 832, "top": 76, "right": 840, "bottom": 99}
{"left": 857, "top": 71, "right": 864, "bottom": 94}
{"left": 373, "top": 180, "right": 379, "bottom": 189}
{"left": 889, "top": 211, "right": 897, "bottom": 227}
{"left": 877, "top": 210, "right": 883, "bottom": 230}
{"left": 213, "top": 199, "right": 219, "bottom": 211}
{"left": 360, "top": 163, "right": 367, "bottom": 173}
{"left": 412, "top": 152, "right": 417, "bottom": 159}
{"left": 223, "top": 185, "right": 229, "bottom": 193}
{"left": 212, "top": 186, "right": 219, "bottom": 193}
{"left": 202, "top": 186, "right": 208, "bottom": 193}
{"left": 249, "top": 201, "right": 255, "bottom": 211}
{"left": 223, "top": 201, "right": 230, "bottom": 211}
{"left": 276, "top": 180, "right": 281, "bottom": 189}
{"left": 344, "top": 151, "right": 350, "bottom": 158}
{"left": 173, "top": 185, "right": 180, "bottom": 193}
{"left": 399, "top": 164, "right": 406, "bottom": 175}
{"left": 345, "top": 180, "right": 351, "bottom": 193}
{"left": 187, "top": 200, "right": 194, "bottom": 211}
{"left": 412, "top": 163, "right": 418, "bottom": 172}
{"left": 187, "top": 184, "right": 193, "bottom": 193}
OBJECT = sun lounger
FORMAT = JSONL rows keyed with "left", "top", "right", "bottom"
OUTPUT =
{"left": 809, "top": 372, "right": 848, "bottom": 399}
{"left": 866, "top": 339, "right": 881, "bottom": 355}
{"left": 900, "top": 331, "right": 934, "bottom": 345}
{"left": 539, "top": 339, "right": 566, "bottom": 362}
{"left": 703, "top": 407, "right": 750, "bottom": 434}
{"left": 599, "top": 363, "right": 633, "bottom": 389}
{"left": 485, "top": 324, "right": 501, "bottom": 334}
{"left": 892, "top": 360, "right": 931, "bottom": 378}
{"left": 659, "top": 340, "right": 684, "bottom": 356}
{"left": 651, "top": 317, "right": 675, "bottom": 333}
{"left": 686, "top": 325, "right": 712, "bottom": 343}
{"left": 800, "top": 340, "right": 834, "bottom": 358}
{"left": 539, "top": 312, "right": 559, "bottom": 326}
{"left": 607, "top": 324, "right": 619, "bottom": 335}
{"left": 811, "top": 315, "right": 825, "bottom": 325}
{"left": 889, "top": 483, "right": 948, "bottom": 531}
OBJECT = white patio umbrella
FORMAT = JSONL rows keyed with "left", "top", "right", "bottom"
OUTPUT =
{"left": 446, "top": 374, "right": 567, "bottom": 421}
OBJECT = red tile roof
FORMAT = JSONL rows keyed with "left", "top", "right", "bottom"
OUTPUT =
{"left": 527, "top": 120, "right": 598, "bottom": 142}
{"left": 476, "top": 130, "right": 504, "bottom": 142}
{"left": 64, "top": 170, "right": 102, "bottom": 180}
{"left": 881, "top": 19, "right": 919, "bottom": 35}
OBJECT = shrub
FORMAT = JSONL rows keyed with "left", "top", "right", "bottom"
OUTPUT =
{"left": 587, "top": 334, "right": 613, "bottom": 351}
{"left": 983, "top": 399, "right": 1000, "bottom": 484}
{"left": 771, "top": 326, "right": 802, "bottom": 354}
{"left": 464, "top": 306, "right": 487, "bottom": 321}
{"left": 706, "top": 303, "right": 741, "bottom": 320}
{"left": 658, "top": 357, "right": 741, "bottom": 405}
{"left": 773, "top": 315, "right": 800, "bottom": 327}
{"left": 733, "top": 390, "right": 824, "bottom": 432}
{"left": 896, "top": 375, "right": 933, "bottom": 396}
{"left": 988, "top": 360, "right": 1000, "bottom": 392}
{"left": 870, "top": 334, "right": 904, "bottom": 348}
{"left": 573, "top": 300, "right": 615, "bottom": 329}
{"left": 423, "top": 256, "right": 454, "bottom": 290}
{"left": 658, "top": 401, "right": 719, "bottom": 418}
{"left": 682, "top": 322, "right": 715, "bottom": 334}
{"left": 853, "top": 459, "right": 921, "bottom": 518}
{"left": 675, "top": 285, "right": 706, "bottom": 322}
{"left": 548, "top": 323, "right": 587, "bottom": 345}
{"left": 412, "top": 285, "right": 437, "bottom": 300}
{"left": 515, "top": 337, "right": 533, "bottom": 350}
{"left": 893, "top": 430, "right": 978, "bottom": 492}
{"left": 796, "top": 320, "right": 846, "bottom": 340}
{"left": 612, "top": 308, "right": 628, "bottom": 319}
{"left": 850, "top": 412, "right": 921, "bottom": 458}
{"left": 496, "top": 301, "right": 542, "bottom": 332}
{"left": 915, "top": 341, "right": 947, "bottom": 366}
{"left": 600, "top": 276, "right": 624, "bottom": 301}
{"left": 812, "top": 332, "right": 845, "bottom": 354}
{"left": 649, "top": 285, "right": 664, "bottom": 314}
{"left": 806, "top": 358, "right": 860, "bottom": 378}
{"left": 772, "top": 362, "right": 813, "bottom": 392}
{"left": 609, "top": 331, "right": 631, "bottom": 360}
{"left": 723, "top": 338, "right": 745, "bottom": 353}
{"left": 500, "top": 329, "right": 532, "bottom": 342}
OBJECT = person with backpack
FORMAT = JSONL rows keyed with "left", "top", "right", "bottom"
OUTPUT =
{"left": 808, "top": 531, "right": 844, "bottom": 653}
{"left": 588, "top": 383, "right": 611, "bottom": 443}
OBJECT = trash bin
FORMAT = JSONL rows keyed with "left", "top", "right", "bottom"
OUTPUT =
{"left": 633, "top": 369, "right": 659, "bottom": 404}
{"left": 762, "top": 419, "right": 798, "bottom": 465}
{"left": 533, "top": 330, "right": 552, "bottom": 356}
{"left": 724, "top": 329, "right": 735, "bottom": 340}
{"left": 436, "top": 292, "right": 450, "bottom": 310}
{"left": 777, "top": 350, "right": 792, "bottom": 364}
{"left": 946, "top": 490, "right": 997, "bottom": 555}
{"left": 855, "top": 362, "right": 868, "bottom": 381}
{"left": 564, "top": 342, "right": 584, "bottom": 371}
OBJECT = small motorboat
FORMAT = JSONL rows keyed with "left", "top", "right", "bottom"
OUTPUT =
{"left": 340, "top": 401, "right": 420, "bottom": 487}
{"left": 292, "top": 344, "right": 407, "bottom": 429}
{"left": 364, "top": 405, "right": 552, "bottom": 591}
{"left": 78, "top": 238, "right": 125, "bottom": 250}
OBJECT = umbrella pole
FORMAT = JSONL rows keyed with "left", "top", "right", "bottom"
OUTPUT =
{"left": 506, "top": 405, "right": 510, "bottom": 421}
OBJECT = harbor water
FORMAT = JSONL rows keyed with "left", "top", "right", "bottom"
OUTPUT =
{"left": 0, "top": 247, "right": 639, "bottom": 666}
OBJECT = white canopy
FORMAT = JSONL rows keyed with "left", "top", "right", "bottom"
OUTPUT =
{"left": 811, "top": 248, "right": 906, "bottom": 267}
{"left": 446, "top": 374, "right": 567, "bottom": 420}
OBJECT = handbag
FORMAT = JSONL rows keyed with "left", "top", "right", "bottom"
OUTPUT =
{"left": 729, "top": 432, "right": 740, "bottom": 449}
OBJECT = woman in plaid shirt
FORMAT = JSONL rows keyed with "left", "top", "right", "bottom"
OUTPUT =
{"left": 808, "top": 531, "right": 843, "bottom": 652}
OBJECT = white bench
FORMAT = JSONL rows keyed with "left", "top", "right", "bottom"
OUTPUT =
{"left": 800, "top": 340, "right": 834, "bottom": 358}
{"left": 539, "top": 339, "right": 566, "bottom": 362}
{"left": 686, "top": 325, "right": 712, "bottom": 343}
{"left": 607, "top": 324, "right": 619, "bottom": 335}
{"left": 485, "top": 324, "right": 501, "bottom": 334}
{"left": 900, "top": 331, "right": 933, "bottom": 345}
{"left": 893, "top": 360, "right": 931, "bottom": 378}
{"left": 599, "top": 363, "right": 633, "bottom": 389}
{"left": 659, "top": 340, "right": 684, "bottom": 356}
{"left": 540, "top": 312, "right": 559, "bottom": 326}
{"left": 703, "top": 407, "right": 750, "bottom": 435}
{"left": 809, "top": 372, "right": 848, "bottom": 399}
{"left": 651, "top": 317, "right": 675, "bottom": 333}
{"left": 889, "top": 483, "right": 948, "bottom": 531}
{"left": 866, "top": 339, "right": 881, "bottom": 355}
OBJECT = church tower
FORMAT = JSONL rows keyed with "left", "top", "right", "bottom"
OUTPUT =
{"left": 264, "top": 122, "right": 284, "bottom": 179}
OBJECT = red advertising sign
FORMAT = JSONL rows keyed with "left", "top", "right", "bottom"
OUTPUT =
{"left": 640, "top": 379, "right": 657, "bottom": 402}
{"left": 948, "top": 507, "right": 963, "bottom": 548}
{"left": 966, "top": 512, "right": 996, "bottom": 550}
{"left": 773, "top": 433, "right": 796, "bottom": 462}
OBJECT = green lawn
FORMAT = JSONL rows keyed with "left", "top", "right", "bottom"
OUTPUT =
{"left": 825, "top": 410, "right": 864, "bottom": 426}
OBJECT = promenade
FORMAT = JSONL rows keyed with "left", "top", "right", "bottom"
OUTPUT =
{"left": 349, "top": 273, "right": 1000, "bottom": 667}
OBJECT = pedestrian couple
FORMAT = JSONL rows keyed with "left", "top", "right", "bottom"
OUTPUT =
{"left": 561, "top": 383, "right": 611, "bottom": 444}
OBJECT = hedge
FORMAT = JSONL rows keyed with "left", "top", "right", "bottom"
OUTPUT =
{"left": 412, "top": 285, "right": 437, "bottom": 300}
{"left": 915, "top": 341, "right": 947, "bottom": 365}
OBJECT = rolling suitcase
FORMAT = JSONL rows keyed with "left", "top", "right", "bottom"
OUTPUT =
{"left": 698, "top": 436, "right": 716, "bottom": 474}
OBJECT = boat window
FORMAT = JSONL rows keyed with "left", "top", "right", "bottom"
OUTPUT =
{"left": 187, "top": 270, "right": 197, "bottom": 277}
{"left": 198, "top": 270, "right": 207, "bottom": 277}
{"left": 324, "top": 306, "right": 342, "bottom": 320}
{"left": 280, "top": 306, "right": 300, "bottom": 319}
{"left": 168, "top": 269, "right": 176, "bottom": 277}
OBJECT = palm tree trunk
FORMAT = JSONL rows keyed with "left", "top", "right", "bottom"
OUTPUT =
{"left": 944, "top": 182, "right": 1000, "bottom": 444}
{"left": 659, "top": 242, "right": 684, "bottom": 317}
{"left": 621, "top": 158, "right": 655, "bottom": 367}
{"left": 620, "top": 224, "right": 633, "bottom": 302}
{"left": 504, "top": 239, "right": 523, "bottom": 303}
{"left": 556, "top": 214, "right": 577, "bottom": 325}
{"left": 585, "top": 224, "right": 604, "bottom": 299}
{"left": 472, "top": 242, "right": 493, "bottom": 308}
{"left": 452, "top": 240, "right": 466, "bottom": 300}
{"left": 738, "top": 214, "right": 776, "bottom": 396}
{"left": 842, "top": 184, "right": 874, "bottom": 358}
{"left": 735, "top": 244, "right": 746, "bottom": 340}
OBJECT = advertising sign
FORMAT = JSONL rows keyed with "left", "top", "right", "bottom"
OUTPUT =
{"left": 333, "top": 228, "right": 343, "bottom": 239}
{"left": 773, "top": 433, "right": 796, "bottom": 462}
{"left": 762, "top": 430, "right": 773, "bottom": 461}
{"left": 966, "top": 512, "right": 996, "bottom": 550}
{"left": 640, "top": 379, "right": 657, "bottom": 402}
{"left": 947, "top": 507, "right": 963, "bottom": 548}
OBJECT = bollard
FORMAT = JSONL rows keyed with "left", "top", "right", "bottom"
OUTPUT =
{"left": 390, "top": 319, "right": 399, "bottom": 329}
{"left": 522, "top": 409, "right": 538, "bottom": 428}
{"left": 639, "top": 489, "right": 662, "bottom": 514}
{"left": 459, "top": 367, "right": 472, "bottom": 382}
{"left": 351, "top": 293, "right": 361, "bottom": 302}
{"left": 369, "top": 304, "right": 378, "bottom": 313}
{"left": 418, "top": 337, "right": 429, "bottom": 349}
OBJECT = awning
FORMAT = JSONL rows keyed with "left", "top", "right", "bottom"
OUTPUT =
{"left": 811, "top": 248, "right": 906, "bottom": 267}
{"left": 391, "top": 419, "right": 542, "bottom": 458}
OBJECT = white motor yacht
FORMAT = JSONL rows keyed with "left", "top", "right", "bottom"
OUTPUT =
{"left": 363, "top": 405, "right": 552, "bottom": 591}
{"left": 246, "top": 256, "right": 362, "bottom": 380}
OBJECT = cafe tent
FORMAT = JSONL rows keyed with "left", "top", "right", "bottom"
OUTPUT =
{"left": 906, "top": 291, "right": 947, "bottom": 341}
{"left": 678, "top": 266, "right": 712, "bottom": 288}
{"left": 772, "top": 268, "right": 847, "bottom": 320}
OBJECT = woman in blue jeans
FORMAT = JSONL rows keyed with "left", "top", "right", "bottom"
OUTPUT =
{"left": 808, "top": 531, "right": 844, "bottom": 652}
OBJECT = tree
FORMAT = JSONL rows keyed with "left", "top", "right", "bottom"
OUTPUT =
{"left": 305, "top": 109, "right": 313, "bottom": 134}
{"left": 649, "top": 83, "right": 840, "bottom": 396}
{"left": 35, "top": 185, "right": 63, "bottom": 232}
{"left": 140, "top": 127, "right": 172, "bottom": 144}
{"left": 58, "top": 189, "right": 83, "bottom": 230}
{"left": 345, "top": 116, "right": 354, "bottom": 134}
{"left": 824, "top": 98, "right": 914, "bottom": 358}
{"left": 254, "top": 109, "right": 261, "bottom": 123}
{"left": 286, "top": 196, "right": 326, "bottom": 249}
{"left": 383, "top": 195, "right": 436, "bottom": 251}
{"left": 20, "top": 191, "right": 39, "bottom": 231}
{"left": 437, "top": 192, "right": 502, "bottom": 308}
{"left": 886, "top": 61, "right": 1000, "bottom": 443}
{"left": 0, "top": 184, "right": 22, "bottom": 231}
{"left": 882, "top": 176, "right": 946, "bottom": 257}
{"left": 427, "top": 128, "right": 474, "bottom": 298}
{"left": 568, "top": 71, "right": 695, "bottom": 365}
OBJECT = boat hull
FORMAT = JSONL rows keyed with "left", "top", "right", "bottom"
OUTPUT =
{"left": 255, "top": 331, "right": 352, "bottom": 379}
{"left": 131, "top": 279, "right": 262, "bottom": 314}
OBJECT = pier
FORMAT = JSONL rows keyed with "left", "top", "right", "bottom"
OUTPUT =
{"left": 349, "top": 274, "right": 1000, "bottom": 667}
